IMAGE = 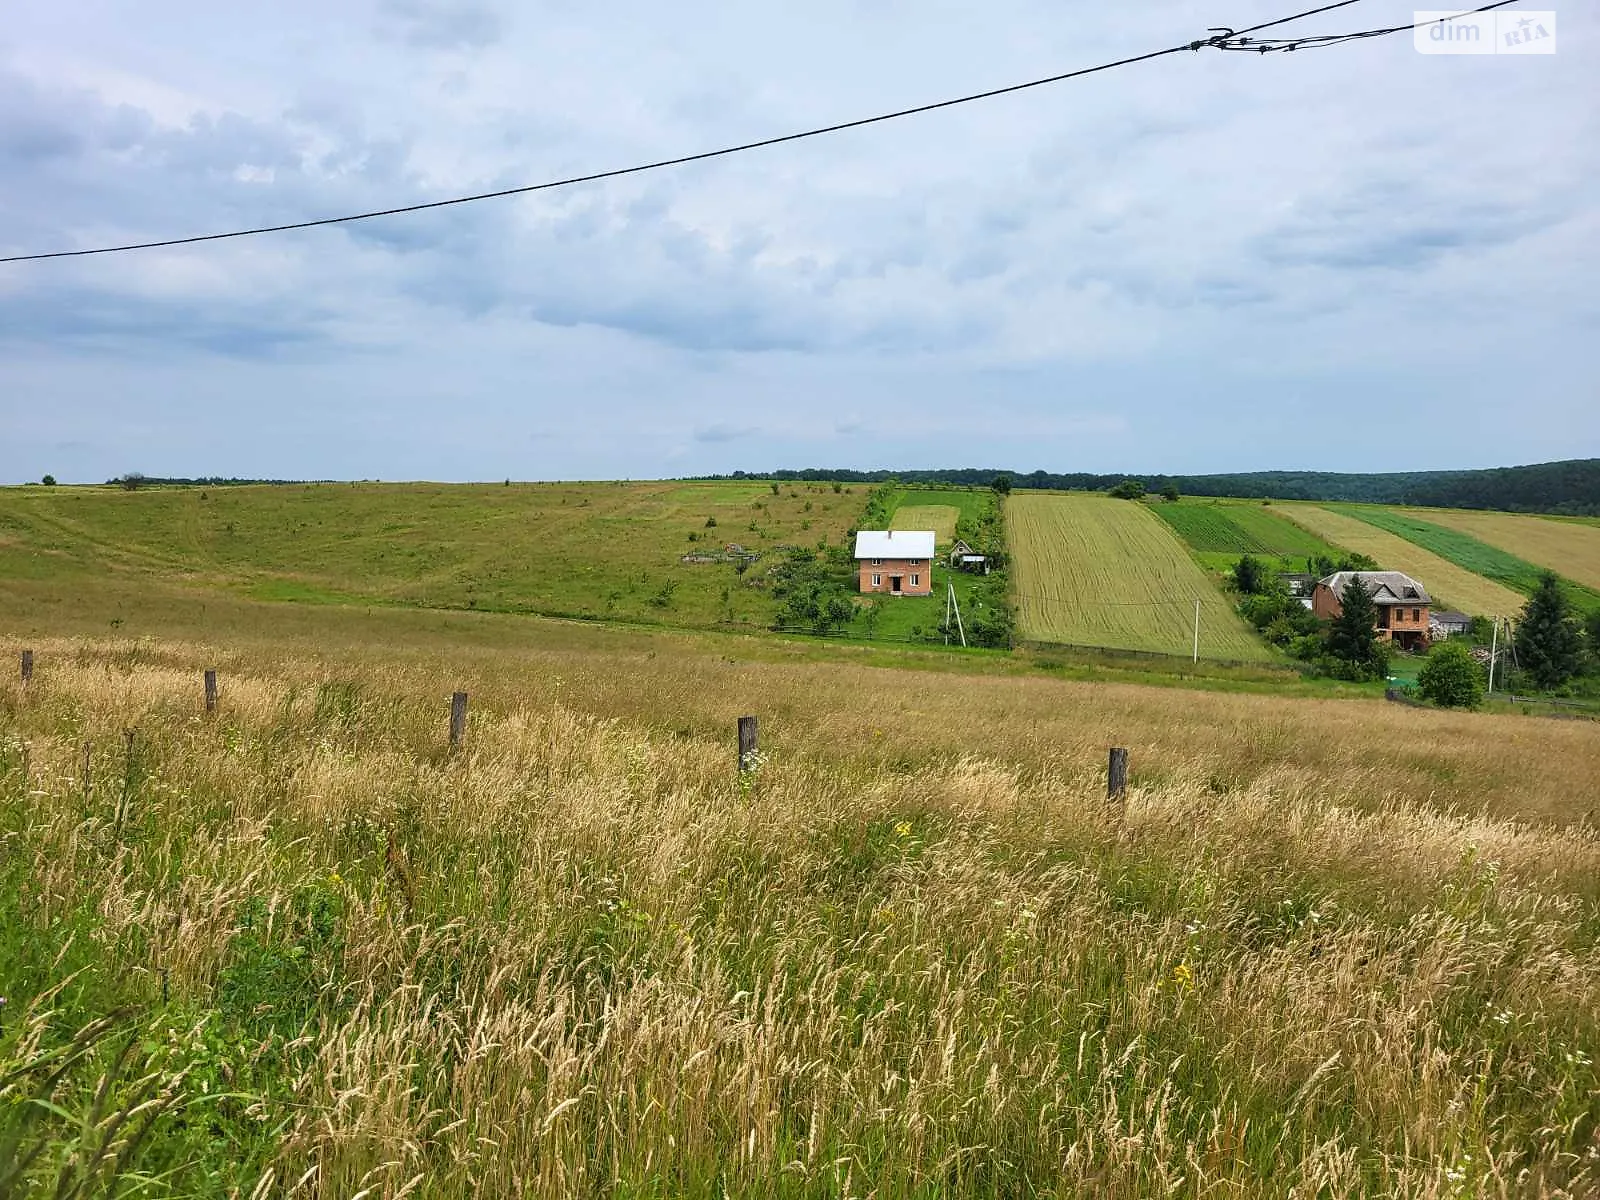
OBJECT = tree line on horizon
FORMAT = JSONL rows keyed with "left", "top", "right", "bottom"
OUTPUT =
{"left": 707, "top": 459, "right": 1600, "bottom": 516}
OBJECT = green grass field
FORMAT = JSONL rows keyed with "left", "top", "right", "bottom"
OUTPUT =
{"left": 881, "top": 487, "right": 993, "bottom": 530}
{"left": 1152, "top": 500, "right": 1343, "bottom": 573}
{"left": 1008, "top": 494, "right": 1276, "bottom": 661}
{"left": 0, "top": 480, "right": 865, "bottom": 632}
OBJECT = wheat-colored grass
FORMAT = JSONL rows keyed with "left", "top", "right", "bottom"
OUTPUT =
{"left": 1278, "top": 505, "right": 1526, "bottom": 616}
{"left": 3, "top": 628, "right": 1598, "bottom": 1198}
{"left": 890, "top": 505, "right": 960, "bottom": 544}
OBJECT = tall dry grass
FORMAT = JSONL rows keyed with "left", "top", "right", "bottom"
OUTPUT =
{"left": 2, "top": 635, "right": 1598, "bottom": 1197}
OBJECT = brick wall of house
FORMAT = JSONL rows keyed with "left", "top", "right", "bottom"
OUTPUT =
{"left": 858, "top": 558, "right": 933, "bottom": 596}
{"left": 1312, "top": 584, "right": 1430, "bottom": 641}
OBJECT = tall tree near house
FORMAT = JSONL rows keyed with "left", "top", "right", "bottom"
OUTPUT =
{"left": 1326, "top": 575, "right": 1382, "bottom": 676}
{"left": 1232, "top": 555, "right": 1266, "bottom": 595}
{"left": 1514, "top": 571, "right": 1583, "bottom": 690}
{"left": 1587, "top": 608, "right": 1600, "bottom": 671}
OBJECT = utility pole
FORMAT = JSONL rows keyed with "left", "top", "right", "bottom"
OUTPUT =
{"left": 949, "top": 581, "right": 968, "bottom": 648}
{"left": 1192, "top": 598, "right": 1201, "bottom": 664}
{"left": 1487, "top": 616, "right": 1499, "bottom": 696}
{"left": 944, "top": 581, "right": 953, "bottom": 646}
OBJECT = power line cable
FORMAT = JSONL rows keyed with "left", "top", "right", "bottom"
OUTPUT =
{"left": 0, "top": 0, "right": 1492, "bottom": 265}
{"left": 1213, "top": 0, "right": 1521, "bottom": 51}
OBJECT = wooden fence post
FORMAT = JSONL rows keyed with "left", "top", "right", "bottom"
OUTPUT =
{"left": 82, "top": 741, "right": 92, "bottom": 798}
{"left": 21, "top": 650, "right": 33, "bottom": 684}
{"left": 450, "top": 692, "right": 469, "bottom": 752}
{"left": 738, "top": 716, "right": 759, "bottom": 774}
{"left": 1108, "top": 747, "right": 1129, "bottom": 806}
{"left": 204, "top": 670, "right": 218, "bottom": 714}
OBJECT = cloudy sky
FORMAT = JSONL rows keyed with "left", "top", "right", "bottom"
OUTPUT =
{"left": 0, "top": 1, "right": 1594, "bottom": 483}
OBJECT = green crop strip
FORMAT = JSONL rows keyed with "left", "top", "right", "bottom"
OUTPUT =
{"left": 1336, "top": 508, "right": 1600, "bottom": 616}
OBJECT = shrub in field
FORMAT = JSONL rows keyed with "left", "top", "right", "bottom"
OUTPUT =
{"left": 771, "top": 549, "right": 855, "bottom": 634}
{"left": 1418, "top": 641, "right": 1487, "bottom": 708}
{"left": 41, "top": 474, "right": 55, "bottom": 486}
{"left": 1108, "top": 479, "right": 1146, "bottom": 500}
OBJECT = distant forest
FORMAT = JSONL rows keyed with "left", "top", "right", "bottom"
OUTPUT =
{"left": 710, "top": 459, "right": 1600, "bottom": 516}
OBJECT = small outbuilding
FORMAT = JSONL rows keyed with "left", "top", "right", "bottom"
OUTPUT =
{"left": 855, "top": 530, "right": 936, "bottom": 596}
{"left": 1429, "top": 610, "right": 1472, "bottom": 639}
{"left": 948, "top": 538, "right": 989, "bottom": 574}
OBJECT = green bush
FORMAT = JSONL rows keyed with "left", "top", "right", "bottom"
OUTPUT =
{"left": 1108, "top": 479, "right": 1146, "bottom": 500}
{"left": 1417, "top": 642, "right": 1487, "bottom": 709}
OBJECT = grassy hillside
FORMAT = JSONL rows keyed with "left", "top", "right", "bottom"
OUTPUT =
{"left": 1008, "top": 494, "right": 1274, "bottom": 661}
{"left": 1277, "top": 506, "right": 1526, "bottom": 617}
{"left": 3, "top": 607, "right": 1598, "bottom": 1196}
{"left": 0, "top": 480, "right": 864, "bottom": 631}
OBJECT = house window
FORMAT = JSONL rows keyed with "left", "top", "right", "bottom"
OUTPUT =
{"left": 909, "top": 559, "right": 922, "bottom": 566}
{"left": 910, "top": 574, "right": 919, "bottom": 587}
{"left": 1413, "top": 608, "right": 1420, "bottom": 622}
{"left": 871, "top": 558, "right": 883, "bottom": 566}
{"left": 871, "top": 574, "right": 881, "bottom": 587}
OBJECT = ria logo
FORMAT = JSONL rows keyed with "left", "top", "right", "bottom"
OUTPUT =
{"left": 1414, "top": 9, "right": 1557, "bottom": 54}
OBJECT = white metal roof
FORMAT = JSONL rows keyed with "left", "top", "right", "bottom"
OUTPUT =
{"left": 854, "top": 530, "right": 936, "bottom": 560}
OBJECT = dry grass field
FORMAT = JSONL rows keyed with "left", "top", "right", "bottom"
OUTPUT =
{"left": 1416, "top": 509, "right": 1600, "bottom": 594}
{"left": 890, "top": 504, "right": 960, "bottom": 544}
{"left": 1278, "top": 505, "right": 1527, "bottom": 616}
{"left": 3, "top": 609, "right": 1599, "bottom": 1198}
{"left": 1009, "top": 494, "right": 1276, "bottom": 661}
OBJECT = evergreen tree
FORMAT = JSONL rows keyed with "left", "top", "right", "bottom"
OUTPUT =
{"left": 1325, "top": 575, "right": 1384, "bottom": 678}
{"left": 1232, "top": 555, "right": 1266, "bottom": 595}
{"left": 1514, "top": 572, "right": 1582, "bottom": 690}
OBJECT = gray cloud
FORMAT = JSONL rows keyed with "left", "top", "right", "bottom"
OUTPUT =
{"left": 693, "top": 422, "right": 759, "bottom": 444}
{"left": 377, "top": 0, "right": 505, "bottom": 49}
{"left": 0, "top": 0, "right": 1595, "bottom": 483}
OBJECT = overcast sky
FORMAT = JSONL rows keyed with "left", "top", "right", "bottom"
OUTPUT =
{"left": 1, "top": 1, "right": 1594, "bottom": 483}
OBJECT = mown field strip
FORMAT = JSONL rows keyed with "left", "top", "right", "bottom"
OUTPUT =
{"left": 1009, "top": 494, "right": 1275, "bottom": 661}
{"left": 890, "top": 504, "right": 960, "bottom": 543}
{"left": 1414, "top": 509, "right": 1600, "bottom": 593}
{"left": 1277, "top": 506, "right": 1525, "bottom": 616}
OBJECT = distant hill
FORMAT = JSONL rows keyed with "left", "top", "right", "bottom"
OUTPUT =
{"left": 714, "top": 459, "right": 1600, "bottom": 516}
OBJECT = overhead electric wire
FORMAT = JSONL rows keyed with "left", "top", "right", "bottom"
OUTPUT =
{"left": 1212, "top": 0, "right": 1521, "bottom": 51}
{"left": 1, "top": 0, "right": 1520, "bottom": 265}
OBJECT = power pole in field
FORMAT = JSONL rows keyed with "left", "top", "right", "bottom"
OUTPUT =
{"left": 948, "top": 580, "right": 968, "bottom": 648}
{"left": 1192, "top": 598, "right": 1201, "bottom": 664}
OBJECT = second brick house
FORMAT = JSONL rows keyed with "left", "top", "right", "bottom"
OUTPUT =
{"left": 1312, "top": 570, "right": 1432, "bottom": 651}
